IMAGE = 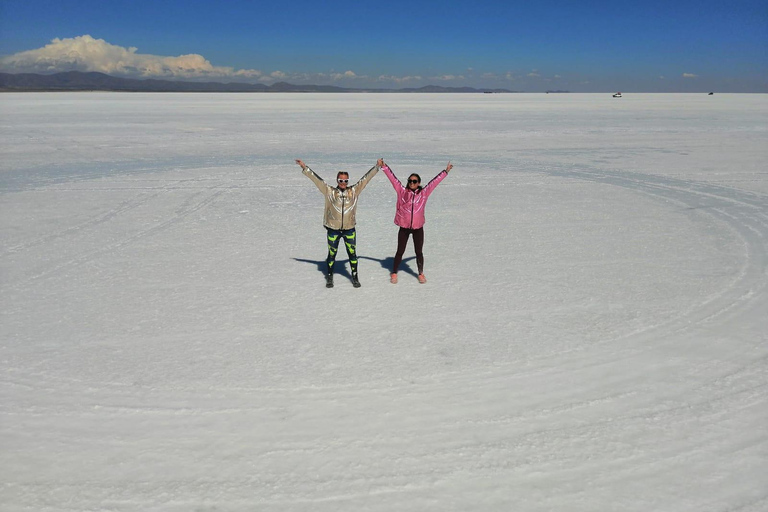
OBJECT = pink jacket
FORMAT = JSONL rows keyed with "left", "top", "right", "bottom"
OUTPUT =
{"left": 382, "top": 165, "right": 448, "bottom": 230}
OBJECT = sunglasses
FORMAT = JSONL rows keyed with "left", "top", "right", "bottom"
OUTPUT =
{"left": 408, "top": 179, "right": 420, "bottom": 184}
{"left": 337, "top": 179, "right": 349, "bottom": 183}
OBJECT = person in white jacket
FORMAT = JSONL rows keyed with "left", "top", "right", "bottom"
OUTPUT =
{"left": 296, "top": 158, "right": 382, "bottom": 288}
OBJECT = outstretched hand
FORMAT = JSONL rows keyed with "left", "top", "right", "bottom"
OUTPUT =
{"left": 377, "top": 158, "right": 385, "bottom": 168}
{"left": 295, "top": 159, "right": 307, "bottom": 170}
{"left": 446, "top": 161, "right": 453, "bottom": 172}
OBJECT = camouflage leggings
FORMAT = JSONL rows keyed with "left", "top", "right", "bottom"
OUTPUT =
{"left": 326, "top": 228, "right": 357, "bottom": 275}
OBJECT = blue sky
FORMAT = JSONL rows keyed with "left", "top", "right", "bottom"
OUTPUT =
{"left": 1, "top": 0, "right": 766, "bottom": 91}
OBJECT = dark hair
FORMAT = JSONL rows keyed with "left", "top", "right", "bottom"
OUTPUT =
{"left": 408, "top": 174, "right": 422, "bottom": 191}
{"left": 337, "top": 171, "right": 349, "bottom": 179}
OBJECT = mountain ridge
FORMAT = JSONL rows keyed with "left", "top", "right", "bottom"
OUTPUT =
{"left": 0, "top": 71, "right": 514, "bottom": 93}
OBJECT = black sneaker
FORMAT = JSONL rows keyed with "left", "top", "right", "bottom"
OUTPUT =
{"left": 325, "top": 273, "right": 334, "bottom": 288}
{"left": 351, "top": 274, "right": 361, "bottom": 288}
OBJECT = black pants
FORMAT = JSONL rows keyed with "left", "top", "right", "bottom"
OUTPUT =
{"left": 393, "top": 227, "right": 424, "bottom": 274}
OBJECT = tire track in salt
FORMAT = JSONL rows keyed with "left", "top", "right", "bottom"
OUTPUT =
{"left": 1, "top": 185, "right": 175, "bottom": 257}
{"left": 3, "top": 185, "right": 226, "bottom": 290}
{"left": 544, "top": 165, "right": 768, "bottom": 345}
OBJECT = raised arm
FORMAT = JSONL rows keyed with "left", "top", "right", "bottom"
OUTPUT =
{"left": 350, "top": 160, "right": 381, "bottom": 194}
{"left": 380, "top": 160, "right": 405, "bottom": 192}
{"left": 422, "top": 161, "right": 452, "bottom": 196}
{"left": 296, "top": 159, "right": 329, "bottom": 193}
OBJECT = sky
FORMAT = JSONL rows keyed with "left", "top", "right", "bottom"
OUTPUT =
{"left": 0, "top": 0, "right": 766, "bottom": 92}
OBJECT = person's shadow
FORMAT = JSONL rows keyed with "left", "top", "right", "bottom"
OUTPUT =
{"left": 359, "top": 255, "right": 419, "bottom": 278}
{"left": 293, "top": 256, "right": 418, "bottom": 279}
{"left": 293, "top": 258, "right": 353, "bottom": 280}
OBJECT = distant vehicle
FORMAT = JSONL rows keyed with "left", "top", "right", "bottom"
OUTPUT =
{"left": 708, "top": 92, "right": 714, "bottom": 95}
{"left": 613, "top": 92, "right": 622, "bottom": 98}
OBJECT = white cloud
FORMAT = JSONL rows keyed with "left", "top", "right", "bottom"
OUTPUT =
{"left": 683, "top": 73, "right": 698, "bottom": 78}
{"left": 431, "top": 74, "right": 465, "bottom": 81}
{"left": 331, "top": 70, "right": 358, "bottom": 81}
{"left": 0, "top": 35, "right": 263, "bottom": 80}
{"left": 527, "top": 72, "right": 541, "bottom": 78}
{"left": 377, "top": 74, "right": 422, "bottom": 84}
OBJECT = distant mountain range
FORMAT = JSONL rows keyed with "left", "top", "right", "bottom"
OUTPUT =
{"left": 0, "top": 71, "right": 514, "bottom": 93}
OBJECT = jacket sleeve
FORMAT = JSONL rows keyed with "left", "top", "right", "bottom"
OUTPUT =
{"left": 421, "top": 169, "right": 448, "bottom": 197}
{"left": 381, "top": 164, "right": 405, "bottom": 192}
{"left": 302, "top": 167, "right": 331, "bottom": 194}
{"left": 350, "top": 164, "right": 380, "bottom": 194}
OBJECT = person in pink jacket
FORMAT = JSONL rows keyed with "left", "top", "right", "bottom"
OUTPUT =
{"left": 381, "top": 160, "right": 453, "bottom": 284}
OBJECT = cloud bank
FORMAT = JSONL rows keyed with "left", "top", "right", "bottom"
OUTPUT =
{"left": 1, "top": 35, "right": 539, "bottom": 89}
{"left": 0, "top": 35, "right": 264, "bottom": 80}
{"left": 0, "top": 35, "right": 422, "bottom": 87}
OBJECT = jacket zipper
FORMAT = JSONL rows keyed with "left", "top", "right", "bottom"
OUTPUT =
{"left": 409, "top": 192, "right": 414, "bottom": 229}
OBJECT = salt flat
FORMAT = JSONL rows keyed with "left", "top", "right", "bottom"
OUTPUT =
{"left": 1, "top": 92, "right": 767, "bottom": 511}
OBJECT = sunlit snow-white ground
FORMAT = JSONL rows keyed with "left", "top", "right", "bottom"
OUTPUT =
{"left": 1, "top": 92, "right": 767, "bottom": 511}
